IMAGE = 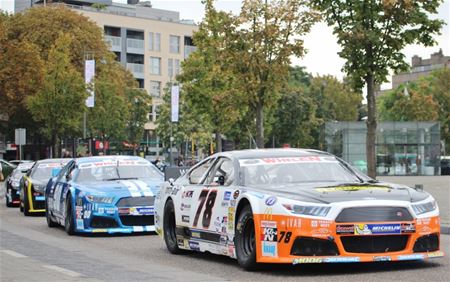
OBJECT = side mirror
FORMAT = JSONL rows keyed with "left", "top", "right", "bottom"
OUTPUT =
{"left": 218, "top": 175, "right": 225, "bottom": 186}
{"left": 51, "top": 168, "right": 62, "bottom": 177}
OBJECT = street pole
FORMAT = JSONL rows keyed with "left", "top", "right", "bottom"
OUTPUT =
{"left": 170, "top": 123, "right": 173, "bottom": 166}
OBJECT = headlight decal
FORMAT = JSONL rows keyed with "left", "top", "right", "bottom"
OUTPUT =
{"left": 283, "top": 203, "right": 330, "bottom": 217}
{"left": 86, "top": 195, "right": 115, "bottom": 204}
{"left": 412, "top": 200, "right": 437, "bottom": 215}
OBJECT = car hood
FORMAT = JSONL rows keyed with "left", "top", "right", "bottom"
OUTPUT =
{"left": 245, "top": 182, "right": 430, "bottom": 204}
{"left": 75, "top": 179, "right": 163, "bottom": 198}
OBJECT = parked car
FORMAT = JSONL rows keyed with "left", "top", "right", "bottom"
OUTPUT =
{"left": 5, "top": 162, "right": 35, "bottom": 207}
{"left": 19, "top": 158, "right": 70, "bottom": 215}
{"left": 45, "top": 156, "right": 164, "bottom": 235}
{"left": 155, "top": 148, "right": 442, "bottom": 270}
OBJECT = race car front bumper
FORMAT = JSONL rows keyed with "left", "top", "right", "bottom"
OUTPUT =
{"left": 253, "top": 214, "right": 444, "bottom": 264}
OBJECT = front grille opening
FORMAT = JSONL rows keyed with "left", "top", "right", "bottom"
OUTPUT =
{"left": 413, "top": 233, "right": 439, "bottom": 252}
{"left": 341, "top": 235, "right": 408, "bottom": 253}
{"left": 116, "top": 196, "right": 154, "bottom": 207}
{"left": 120, "top": 215, "right": 154, "bottom": 226}
{"left": 336, "top": 207, "right": 413, "bottom": 223}
{"left": 290, "top": 237, "right": 339, "bottom": 256}
{"left": 90, "top": 216, "right": 119, "bottom": 228}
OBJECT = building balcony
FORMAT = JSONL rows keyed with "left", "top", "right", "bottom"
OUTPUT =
{"left": 104, "top": 35, "right": 122, "bottom": 52}
{"left": 126, "top": 63, "right": 145, "bottom": 79}
{"left": 184, "top": 45, "right": 197, "bottom": 58}
{"left": 127, "top": 38, "right": 145, "bottom": 54}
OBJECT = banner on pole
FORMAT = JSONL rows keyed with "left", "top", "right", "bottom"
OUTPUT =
{"left": 85, "top": 59, "right": 95, "bottom": 108}
{"left": 171, "top": 85, "right": 179, "bottom": 122}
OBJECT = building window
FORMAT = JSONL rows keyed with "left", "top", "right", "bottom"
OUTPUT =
{"left": 174, "top": 59, "right": 180, "bottom": 76}
{"left": 170, "top": 35, "right": 180, "bottom": 54}
{"left": 150, "top": 57, "right": 161, "bottom": 75}
{"left": 150, "top": 81, "right": 161, "bottom": 97}
{"left": 168, "top": 58, "right": 173, "bottom": 78}
{"left": 149, "top": 32, "right": 161, "bottom": 52}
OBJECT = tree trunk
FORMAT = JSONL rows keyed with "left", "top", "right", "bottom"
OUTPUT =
{"left": 215, "top": 131, "right": 222, "bottom": 152}
{"left": 255, "top": 102, "right": 264, "bottom": 148}
{"left": 366, "top": 74, "right": 377, "bottom": 179}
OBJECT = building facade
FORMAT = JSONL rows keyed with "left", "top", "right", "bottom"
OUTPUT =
{"left": 53, "top": 1, "right": 197, "bottom": 155}
{"left": 323, "top": 121, "right": 441, "bottom": 176}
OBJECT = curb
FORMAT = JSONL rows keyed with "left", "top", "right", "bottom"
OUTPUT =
{"left": 441, "top": 225, "right": 450, "bottom": 235}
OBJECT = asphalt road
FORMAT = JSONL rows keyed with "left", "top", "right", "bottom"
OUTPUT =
{"left": 0, "top": 182, "right": 449, "bottom": 282}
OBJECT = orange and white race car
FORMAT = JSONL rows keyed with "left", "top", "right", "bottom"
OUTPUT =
{"left": 155, "top": 149, "right": 443, "bottom": 270}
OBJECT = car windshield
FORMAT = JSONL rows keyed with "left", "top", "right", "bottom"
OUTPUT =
{"left": 239, "top": 156, "right": 361, "bottom": 187}
{"left": 31, "top": 162, "right": 68, "bottom": 181}
{"left": 75, "top": 160, "right": 162, "bottom": 182}
{"left": 11, "top": 170, "right": 25, "bottom": 180}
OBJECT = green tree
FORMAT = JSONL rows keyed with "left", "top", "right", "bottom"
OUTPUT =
{"left": 312, "top": 0, "right": 444, "bottom": 178}
{"left": 27, "top": 33, "right": 87, "bottom": 157}
{"left": 178, "top": 0, "right": 243, "bottom": 152}
{"left": 89, "top": 60, "right": 137, "bottom": 143}
{"left": 234, "top": 0, "right": 319, "bottom": 148}
{"left": 125, "top": 88, "right": 152, "bottom": 155}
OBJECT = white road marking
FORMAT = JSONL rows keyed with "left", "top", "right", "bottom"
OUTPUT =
{"left": 1, "top": 249, "right": 27, "bottom": 258}
{"left": 42, "top": 265, "right": 83, "bottom": 277}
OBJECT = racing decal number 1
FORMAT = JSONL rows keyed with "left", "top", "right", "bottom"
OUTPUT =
{"left": 193, "top": 189, "right": 217, "bottom": 228}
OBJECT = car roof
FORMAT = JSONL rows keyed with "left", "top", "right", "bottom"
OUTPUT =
{"left": 216, "top": 148, "right": 332, "bottom": 160}
{"left": 35, "top": 158, "right": 70, "bottom": 164}
{"left": 75, "top": 155, "right": 147, "bottom": 164}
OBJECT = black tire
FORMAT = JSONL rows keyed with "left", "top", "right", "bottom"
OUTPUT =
{"left": 235, "top": 205, "right": 258, "bottom": 270}
{"left": 65, "top": 195, "right": 75, "bottom": 235}
{"left": 5, "top": 187, "right": 13, "bottom": 207}
{"left": 46, "top": 198, "right": 58, "bottom": 228}
{"left": 23, "top": 186, "right": 31, "bottom": 216}
{"left": 163, "top": 199, "right": 183, "bottom": 254}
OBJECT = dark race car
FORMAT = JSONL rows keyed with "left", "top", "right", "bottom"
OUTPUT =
{"left": 5, "top": 162, "right": 35, "bottom": 207}
{"left": 45, "top": 156, "right": 164, "bottom": 235}
{"left": 20, "top": 158, "right": 70, "bottom": 215}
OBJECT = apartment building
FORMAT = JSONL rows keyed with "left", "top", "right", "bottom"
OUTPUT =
{"left": 54, "top": 1, "right": 197, "bottom": 154}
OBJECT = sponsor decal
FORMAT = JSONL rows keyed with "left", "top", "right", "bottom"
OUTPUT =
{"left": 263, "top": 207, "right": 273, "bottom": 220}
{"left": 224, "top": 191, "right": 231, "bottom": 201}
{"left": 228, "top": 245, "right": 235, "bottom": 257}
{"left": 315, "top": 186, "right": 390, "bottom": 193}
{"left": 417, "top": 217, "right": 431, "bottom": 225}
{"left": 397, "top": 254, "right": 424, "bottom": 261}
{"left": 427, "top": 251, "right": 444, "bottom": 258}
{"left": 418, "top": 226, "right": 432, "bottom": 234}
{"left": 311, "top": 220, "right": 318, "bottom": 228}
{"left": 182, "top": 190, "right": 194, "bottom": 198}
{"left": 293, "top": 257, "right": 323, "bottom": 264}
{"left": 118, "top": 208, "right": 130, "bottom": 215}
{"left": 191, "top": 231, "right": 201, "bottom": 238}
{"left": 98, "top": 207, "right": 105, "bottom": 214}
{"left": 180, "top": 203, "right": 191, "bottom": 211}
{"left": 336, "top": 224, "right": 355, "bottom": 235}
{"left": 373, "top": 256, "right": 392, "bottom": 262}
{"left": 286, "top": 217, "right": 302, "bottom": 228}
{"left": 220, "top": 235, "right": 227, "bottom": 245}
{"left": 312, "top": 228, "right": 331, "bottom": 237}
{"left": 324, "top": 257, "right": 360, "bottom": 263}
{"left": 354, "top": 224, "right": 401, "bottom": 235}
{"left": 401, "top": 223, "right": 415, "bottom": 233}
{"left": 265, "top": 196, "right": 277, "bottom": 206}
{"left": 230, "top": 199, "right": 236, "bottom": 207}
{"left": 76, "top": 219, "right": 84, "bottom": 229}
{"left": 92, "top": 229, "right": 107, "bottom": 233}
{"left": 261, "top": 223, "right": 278, "bottom": 242}
{"left": 136, "top": 207, "right": 154, "bottom": 215}
{"left": 105, "top": 207, "right": 116, "bottom": 214}
{"left": 221, "top": 201, "right": 229, "bottom": 207}
{"left": 76, "top": 197, "right": 83, "bottom": 206}
{"left": 233, "top": 190, "right": 240, "bottom": 199}
{"left": 261, "top": 241, "right": 277, "bottom": 257}
{"left": 189, "top": 241, "right": 200, "bottom": 251}
{"left": 182, "top": 215, "right": 190, "bottom": 223}
{"left": 35, "top": 196, "right": 45, "bottom": 201}
{"left": 177, "top": 238, "right": 184, "bottom": 247}
{"left": 262, "top": 156, "right": 323, "bottom": 164}
{"left": 83, "top": 210, "right": 91, "bottom": 219}
{"left": 228, "top": 207, "right": 235, "bottom": 230}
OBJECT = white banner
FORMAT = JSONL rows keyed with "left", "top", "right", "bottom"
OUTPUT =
{"left": 85, "top": 60, "right": 95, "bottom": 108}
{"left": 171, "top": 85, "right": 179, "bottom": 122}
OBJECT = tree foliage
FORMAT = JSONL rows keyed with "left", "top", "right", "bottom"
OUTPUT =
{"left": 177, "top": 0, "right": 243, "bottom": 152}
{"left": 125, "top": 88, "right": 152, "bottom": 154}
{"left": 234, "top": 0, "right": 319, "bottom": 148}
{"left": 27, "top": 33, "right": 87, "bottom": 157}
{"left": 312, "top": 0, "right": 444, "bottom": 178}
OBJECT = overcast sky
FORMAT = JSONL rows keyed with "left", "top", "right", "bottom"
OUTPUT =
{"left": 1, "top": 0, "right": 448, "bottom": 89}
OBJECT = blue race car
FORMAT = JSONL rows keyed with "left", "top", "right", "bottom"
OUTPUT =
{"left": 45, "top": 156, "right": 164, "bottom": 235}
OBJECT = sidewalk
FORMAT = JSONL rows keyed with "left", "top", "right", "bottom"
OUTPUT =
{"left": 379, "top": 176, "right": 450, "bottom": 234}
